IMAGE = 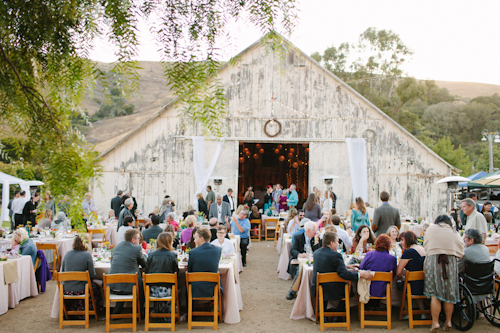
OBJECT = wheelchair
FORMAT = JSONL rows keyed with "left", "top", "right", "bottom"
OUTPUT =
{"left": 450, "top": 259, "right": 500, "bottom": 331}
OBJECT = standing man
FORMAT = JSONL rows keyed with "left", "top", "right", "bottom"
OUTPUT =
{"left": 117, "top": 197, "right": 135, "bottom": 231}
{"left": 11, "top": 190, "right": 27, "bottom": 229}
{"left": 273, "top": 184, "right": 282, "bottom": 211}
{"left": 286, "top": 221, "right": 321, "bottom": 300}
{"left": 462, "top": 198, "right": 488, "bottom": 243}
{"left": 469, "top": 192, "right": 481, "bottom": 212}
{"left": 223, "top": 188, "right": 235, "bottom": 214}
{"left": 287, "top": 184, "right": 298, "bottom": 209}
{"left": 312, "top": 186, "right": 318, "bottom": 195}
{"left": 229, "top": 210, "right": 250, "bottom": 267}
{"left": 206, "top": 185, "right": 215, "bottom": 209}
{"left": 460, "top": 193, "right": 481, "bottom": 226}
{"left": 109, "top": 228, "right": 147, "bottom": 314}
{"left": 209, "top": 194, "right": 231, "bottom": 225}
{"left": 188, "top": 228, "right": 222, "bottom": 297}
{"left": 371, "top": 191, "right": 400, "bottom": 237}
{"left": 111, "top": 190, "right": 123, "bottom": 219}
{"left": 8, "top": 190, "right": 20, "bottom": 230}
{"left": 142, "top": 215, "right": 163, "bottom": 244}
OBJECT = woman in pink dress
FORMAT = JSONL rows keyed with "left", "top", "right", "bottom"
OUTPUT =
{"left": 278, "top": 190, "right": 289, "bottom": 212}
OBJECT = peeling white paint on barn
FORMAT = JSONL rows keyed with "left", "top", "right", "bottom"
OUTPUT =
{"left": 91, "top": 35, "right": 457, "bottom": 219}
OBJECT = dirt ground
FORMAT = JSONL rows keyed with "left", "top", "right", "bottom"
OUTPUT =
{"left": 2, "top": 241, "right": 500, "bottom": 332}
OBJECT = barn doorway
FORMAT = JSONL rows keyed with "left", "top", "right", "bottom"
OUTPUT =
{"left": 237, "top": 142, "right": 309, "bottom": 208}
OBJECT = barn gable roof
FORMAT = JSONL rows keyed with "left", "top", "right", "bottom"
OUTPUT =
{"left": 98, "top": 33, "right": 459, "bottom": 173}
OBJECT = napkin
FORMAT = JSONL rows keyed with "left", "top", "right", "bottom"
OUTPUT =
{"left": 0, "top": 260, "right": 19, "bottom": 284}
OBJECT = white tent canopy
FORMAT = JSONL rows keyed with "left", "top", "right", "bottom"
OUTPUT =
{"left": 0, "top": 172, "right": 44, "bottom": 222}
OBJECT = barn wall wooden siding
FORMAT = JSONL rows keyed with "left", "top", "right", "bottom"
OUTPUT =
{"left": 92, "top": 42, "right": 453, "bottom": 219}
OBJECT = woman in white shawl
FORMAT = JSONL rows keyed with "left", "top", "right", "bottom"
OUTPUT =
{"left": 51, "top": 211, "right": 72, "bottom": 230}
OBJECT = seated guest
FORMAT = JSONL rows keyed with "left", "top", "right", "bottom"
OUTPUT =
{"left": 359, "top": 234, "right": 397, "bottom": 308}
{"left": 61, "top": 234, "right": 102, "bottom": 314}
{"left": 209, "top": 218, "right": 218, "bottom": 242}
{"left": 386, "top": 226, "right": 399, "bottom": 246}
{"left": 38, "top": 209, "right": 53, "bottom": 229}
{"left": 291, "top": 218, "right": 311, "bottom": 243}
{"left": 142, "top": 215, "right": 163, "bottom": 244}
{"left": 211, "top": 225, "right": 235, "bottom": 255}
{"left": 397, "top": 231, "right": 426, "bottom": 317}
{"left": 229, "top": 209, "right": 250, "bottom": 267}
{"left": 332, "top": 215, "right": 353, "bottom": 251}
{"left": 12, "top": 228, "right": 37, "bottom": 266}
{"left": 180, "top": 215, "right": 195, "bottom": 245}
{"left": 182, "top": 205, "right": 194, "bottom": 220}
{"left": 317, "top": 210, "right": 332, "bottom": 229}
{"left": 117, "top": 216, "right": 135, "bottom": 244}
{"left": 351, "top": 225, "right": 376, "bottom": 254}
{"left": 109, "top": 228, "right": 147, "bottom": 314}
{"left": 166, "top": 212, "right": 179, "bottom": 231}
{"left": 249, "top": 204, "right": 261, "bottom": 220}
{"left": 311, "top": 232, "right": 372, "bottom": 309}
{"left": 188, "top": 228, "right": 222, "bottom": 297}
{"left": 51, "top": 211, "right": 72, "bottom": 230}
{"left": 286, "top": 208, "right": 301, "bottom": 234}
{"left": 145, "top": 232, "right": 179, "bottom": 314}
{"left": 286, "top": 221, "right": 322, "bottom": 300}
{"left": 164, "top": 225, "right": 179, "bottom": 249}
{"left": 186, "top": 226, "right": 199, "bottom": 250}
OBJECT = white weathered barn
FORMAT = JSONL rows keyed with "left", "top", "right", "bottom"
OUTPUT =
{"left": 91, "top": 35, "right": 458, "bottom": 219}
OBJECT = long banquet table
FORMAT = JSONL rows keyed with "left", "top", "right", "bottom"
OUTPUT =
{"left": 0, "top": 255, "right": 38, "bottom": 315}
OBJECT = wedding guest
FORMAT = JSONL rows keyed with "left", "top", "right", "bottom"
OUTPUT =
{"left": 145, "top": 232, "right": 179, "bottom": 314}
{"left": 51, "top": 211, "right": 72, "bottom": 230}
{"left": 82, "top": 192, "right": 94, "bottom": 216}
{"left": 302, "top": 193, "right": 321, "bottom": 221}
{"left": 117, "top": 216, "right": 135, "bottom": 244}
{"left": 211, "top": 225, "right": 235, "bottom": 255}
{"left": 350, "top": 197, "right": 370, "bottom": 232}
{"left": 38, "top": 209, "right": 53, "bottom": 229}
{"left": 164, "top": 224, "right": 179, "bottom": 249}
{"left": 351, "top": 225, "right": 376, "bottom": 254}
{"left": 61, "top": 234, "right": 102, "bottom": 315}
{"left": 180, "top": 215, "right": 195, "bottom": 245}
{"left": 13, "top": 228, "right": 37, "bottom": 266}
{"left": 142, "top": 215, "right": 163, "bottom": 244}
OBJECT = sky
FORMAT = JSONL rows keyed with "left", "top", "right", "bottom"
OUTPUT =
{"left": 89, "top": 0, "right": 500, "bottom": 86}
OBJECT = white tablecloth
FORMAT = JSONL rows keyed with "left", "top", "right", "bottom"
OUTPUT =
{"left": 50, "top": 261, "right": 243, "bottom": 323}
{"left": 400, "top": 222, "right": 423, "bottom": 236}
{"left": 34, "top": 237, "right": 76, "bottom": 263}
{"left": 277, "top": 238, "right": 292, "bottom": 280}
{"left": 0, "top": 255, "right": 38, "bottom": 316}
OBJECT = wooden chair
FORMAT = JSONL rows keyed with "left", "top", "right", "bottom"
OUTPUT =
{"left": 143, "top": 272, "right": 179, "bottom": 331}
{"left": 36, "top": 243, "right": 60, "bottom": 280}
{"left": 315, "top": 273, "right": 351, "bottom": 331}
{"left": 264, "top": 217, "right": 278, "bottom": 241}
{"left": 88, "top": 229, "right": 107, "bottom": 249}
{"left": 186, "top": 272, "right": 221, "bottom": 330}
{"left": 487, "top": 244, "right": 498, "bottom": 254}
{"left": 358, "top": 271, "right": 393, "bottom": 330}
{"left": 56, "top": 271, "right": 98, "bottom": 329}
{"left": 103, "top": 273, "right": 141, "bottom": 332}
{"left": 398, "top": 271, "right": 431, "bottom": 328}
{"left": 249, "top": 219, "right": 261, "bottom": 242}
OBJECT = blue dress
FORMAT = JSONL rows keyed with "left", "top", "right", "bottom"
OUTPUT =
{"left": 401, "top": 248, "right": 425, "bottom": 295}
{"left": 350, "top": 210, "right": 370, "bottom": 232}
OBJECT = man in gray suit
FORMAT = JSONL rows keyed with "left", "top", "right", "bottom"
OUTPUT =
{"left": 371, "top": 191, "right": 400, "bottom": 237}
{"left": 109, "top": 228, "right": 147, "bottom": 314}
{"left": 208, "top": 194, "right": 231, "bottom": 225}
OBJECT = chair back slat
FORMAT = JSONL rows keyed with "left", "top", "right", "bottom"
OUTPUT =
{"left": 57, "top": 271, "right": 91, "bottom": 283}
{"left": 186, "top": 272, "right": 219, "bottom": 283}
{"left": 103, "top": 272, "right": 138, "bottom": 285}
{"left": 143, "top": 273, "right": 177, "bottom": 284}
{"left": 317, "top": 272, "right": 351, "bottom": 284}
{"left": 36, "top": 243, "right": 58, "bottom": 251}
{"left": 406, "top": 270, "right": 425, "bottom": 282}
{"left": 371, "top": 271, "right": 392, "bottom": 282}
{"left": 250, "top": 219, "right": 261, "bottom": 224}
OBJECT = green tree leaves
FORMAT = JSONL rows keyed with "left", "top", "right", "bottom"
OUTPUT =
{"left": 432, "top": 137, "right": 473, "bottom": 175}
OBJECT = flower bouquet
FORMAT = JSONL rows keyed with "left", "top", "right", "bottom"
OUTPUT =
{"left": 49, "top": 228, "right": 57, "bottom": 238}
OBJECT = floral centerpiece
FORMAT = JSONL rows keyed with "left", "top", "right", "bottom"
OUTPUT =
{"left": 49, "top": 228, "right": 57, "bottom": 238}
{"left": 103, "top": 241, "right": 110, "bottom": 250}
{"left": 0, "top": 228, "right": 4, "bottom": 238}
{"left": 268, "top": 206, "right": 275, "bottom": 216}
{"left": 197, "top": 211, "right": 206, "bottom": 223}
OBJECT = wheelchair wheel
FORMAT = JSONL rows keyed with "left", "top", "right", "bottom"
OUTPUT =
{"left": 451, "top": 282, "right": 475, "bottom": 331}
{"left": 483, "top": 279, "right": 500, "bottom": 327}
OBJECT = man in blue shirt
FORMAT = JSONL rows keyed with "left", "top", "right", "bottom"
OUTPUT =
{"left": 229, "top": 210, "right": 250, "bottom": 267}
{"left": 287, "top": 184, "right": 299, "bottom": 208}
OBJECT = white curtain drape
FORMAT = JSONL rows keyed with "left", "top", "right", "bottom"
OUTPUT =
{"left": 192, "top": 136, "right": 226, "bottom": 208}
{"left": 1, "top": 180, "right": 9, "bottom": 222}
{"left": 345, "top": 138, "right": 368, "bottom": 202}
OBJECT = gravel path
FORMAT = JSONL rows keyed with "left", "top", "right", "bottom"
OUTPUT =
{"left": 1, "top": 241, "right": 499, "bottom": 332}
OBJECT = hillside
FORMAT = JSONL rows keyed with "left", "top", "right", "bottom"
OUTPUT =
{"left": 82, "top": 61, "right": 500, "bottom": 153}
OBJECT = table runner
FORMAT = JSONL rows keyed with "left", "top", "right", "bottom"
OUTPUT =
{"left": 0, "top": 260, "right": 18, "bottom": 284}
